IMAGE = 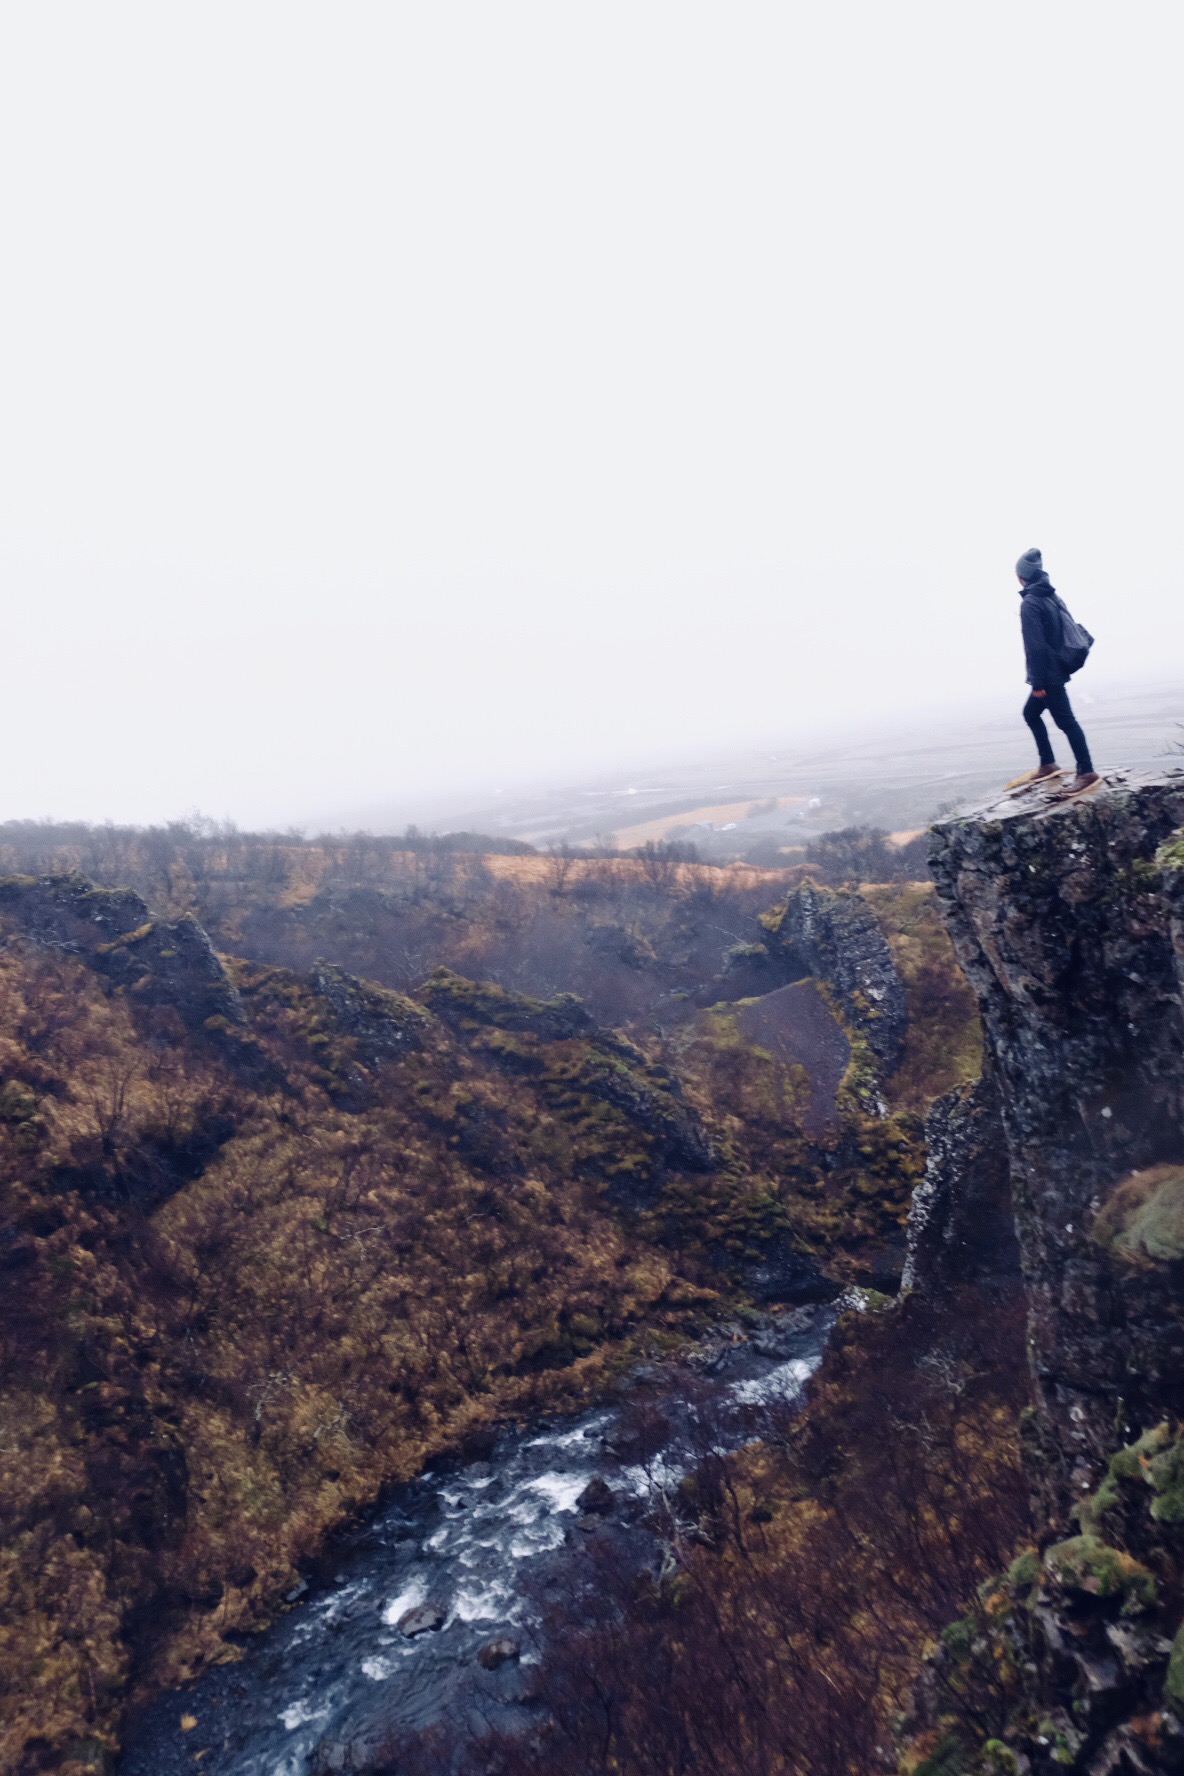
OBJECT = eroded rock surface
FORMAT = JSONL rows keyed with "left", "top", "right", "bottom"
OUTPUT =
{"left": 930, "top": 768, "right": 1184, "bottom": 1493}
{"left": 901, "top": 1070, "right": 1017, "bottom": 1298}
{"left": 309, "top": 959, "right": 427, "bottom": 1063}
{"left": 905, "top": 766, "right": 1184, "bottom": 1774}
{"left": 0, "top": 871, "right": 246, "bottom": 1032}
{"left": 763, "top": 881, "right": 906, "bottom": 1068}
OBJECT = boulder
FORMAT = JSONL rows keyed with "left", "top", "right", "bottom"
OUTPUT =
{"left": 397, "top": 1601, "right": 446, "bottom": 1637}
{"left": 476, "top": 1635, "right": 520, "bottom": 1670}
{"left": 576, "top": 1476, "right": 616, "bottom": 1516}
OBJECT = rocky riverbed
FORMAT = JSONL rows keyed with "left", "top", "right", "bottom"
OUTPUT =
{"left": 119, "top": 1303, "right": 838, "bottom": 1776}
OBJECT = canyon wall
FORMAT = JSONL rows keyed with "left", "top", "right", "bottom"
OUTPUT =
{"left": 929, "top": 769, "right": 1184, "bottom": 1501}
{"left": 905, "top": 767, "right": 1184, "bottom": 1774}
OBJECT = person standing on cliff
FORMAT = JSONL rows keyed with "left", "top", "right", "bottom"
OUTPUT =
{"left": 1015, "top": 547, "right": 1099, "bottom": 795}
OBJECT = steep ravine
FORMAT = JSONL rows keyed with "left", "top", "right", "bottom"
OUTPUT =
{"left": 903, "top": 765, "right": 1184, "bottom": 1776}
{"left": 118, "top": 1307, "right": 837, "bottom": 1776}
{"left": 0, "top": 860, "right": 972, "bottom": 1773}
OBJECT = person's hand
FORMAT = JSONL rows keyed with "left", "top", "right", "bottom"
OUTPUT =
{"left": 1033, "top": 689, "right": 1047, "bottom": 699}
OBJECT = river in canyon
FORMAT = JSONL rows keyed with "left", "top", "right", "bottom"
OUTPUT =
{"left": 120, "top": 1300, "right": 838, "bottom": 1776}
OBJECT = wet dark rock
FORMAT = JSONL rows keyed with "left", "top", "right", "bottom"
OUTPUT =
{"left": 930, "top": 769, "right": 1184, "bottom": 1489}
{"left": 735, "top": 1235, "right": 837, "bottom": 1305}
{"left": 0, "top": 872, "right": 244, "bottom": 1031}
{"left": 763, "top": 881, "right": 907, "bottom": 1068}
{"left": 477, "top": 1636, "right": 520, "bottom": 1670}
{"left": 96, "top": 912, "right": 245, "bottom": 1029}
{"left": 590, "top": 1048, "right": 716, "bottom": 1177}
{"left": 698, "top": 938, "right": 805, "bottom": 1005}
{"left": 902, "top": 1071, "right": 1019, "bottom": 1297}
{"left": 903, "top": 768, "right": 1184, "bottom": 1775}
{"left": 748, "top": 1308, "right": 818, "bottom": 1359}
{"left": 576, "top": 1475, "right": 615, "bottom": 1516}
{"left": 398, "top": 1602, "right": 446, "bottom": 1637}
{"left": 0, "top": 871, "right": 148, "bottom": 947}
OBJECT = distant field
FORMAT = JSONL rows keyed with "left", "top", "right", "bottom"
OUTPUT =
{"left": 480, "top": 851, "right": 792, "bottom": 889}
{"left": 610, "top": 794, "right": 807, "bottom": 850}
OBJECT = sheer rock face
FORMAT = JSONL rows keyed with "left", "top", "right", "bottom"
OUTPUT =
{"left": 96, "top": 913, "right": 245, "bottom": 1028}
{"left": 764, "top": 882, "right": 906, "bottom": 1068}
{"left": 929, "top": 768, "right": 1184, "bottom": 1501}
{"left": 902, "top": 1071, "right": 1018, "bottom": 1298}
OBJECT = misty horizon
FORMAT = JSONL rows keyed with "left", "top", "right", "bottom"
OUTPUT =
{"left": 3, "top": 4, "right": 1181, "bottom": 829}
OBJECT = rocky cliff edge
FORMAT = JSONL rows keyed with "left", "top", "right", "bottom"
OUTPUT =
{"left": 904, "top": 764, "right": 1184, "bottom": 1774}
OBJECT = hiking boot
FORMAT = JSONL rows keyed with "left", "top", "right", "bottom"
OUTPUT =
{"left": 1002, "top": 764, "right": 1063, "bottom": 797}
{"left": 1054, "top": 771, "right": 1101, "bottom": 799}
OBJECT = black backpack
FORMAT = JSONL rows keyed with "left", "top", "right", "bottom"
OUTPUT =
{"left": 1050, "top": 595, "right": 1095, "bottom": 677}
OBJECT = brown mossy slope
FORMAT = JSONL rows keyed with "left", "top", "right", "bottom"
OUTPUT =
{"left": 0, "top": 875, "right": 919, "bottom": 1776}
{"left": 0, "top": 858, "right": 982, "bottom": 1776}
{"left": 0, "top": 936, "right": 740, "bottom": 1774}
{"left": 862, "top": 881, "right": 983, "bottom": 1113}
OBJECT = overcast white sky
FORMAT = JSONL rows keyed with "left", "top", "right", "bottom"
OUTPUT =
{"left": 1, "top": 2, "right": 1181, "bottom": 828}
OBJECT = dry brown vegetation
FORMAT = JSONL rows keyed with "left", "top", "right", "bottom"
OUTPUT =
{"left": 0, "top": 936, "right": 745, "bottom": 1774}
{"left": 386, "top": 1286, "right": 1031, "bottom": 1776}
{"left": 863, "top": 883, "right": 983, "bottom": 1115}
{"left": 0, "top": 831, "right": 986, "bottom": 1775}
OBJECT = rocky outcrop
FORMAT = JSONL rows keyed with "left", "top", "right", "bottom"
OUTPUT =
{"left": 929, "top": 767, "right": 1184, "bottom": 1498}
{"left": 0, "top": 871, "right": 150, "bottom": 950}
{"left": 584, "top": 1040, "right": 717, "bottom": 1176}
{"left": 901, "top": 1072, "right": 1018, "bottom": 1297}
{"left": 419, "top": 967, "right": 596, "bottom": 1041}
{"left": 763, "top": 882, "right": 906, "bottom": 1069}
{"left": 905, "top": 766, "right": 1184, "bottom": 1774}
{"left": 309, "top": 960, "right": 427, "bottom": 1064}
{"left": 0, "top": 872, "right": 245, "bottom": 1033}
{"left": 420, "top": 967, "right": 716, "bottom": 1179}
{"left": 96, "top": 912, "right": 245, "bottom": 1029}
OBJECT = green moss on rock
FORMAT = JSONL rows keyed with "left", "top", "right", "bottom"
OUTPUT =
{"left": 1043, "top": 1534, "right": 1157, "bottom": 1613}
{"left": 1004, "top": 1548, "right": 1041, "bottom": 1602}
{"left": 1165, "top": 1621, "right": 1184, "bottom": 1717}
{"left": 1078, "top": 1422, "right": 1184, "bottom": 1531}
{"left": 419, "top": 968, "right": 595, "bottom": 1040}
{"left": 1093, "top": 1164, "right": 1184, "bottom": 1264}
{"left": 1154, "top": 828, "right": 1184, "bottom": 874}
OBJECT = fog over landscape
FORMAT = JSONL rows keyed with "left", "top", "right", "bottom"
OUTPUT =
{"left": 2, "top": 2, "right": 1181, "bottom": 831}
{"left": 11, "top": 11, "right": 1184, "bottom": 1776}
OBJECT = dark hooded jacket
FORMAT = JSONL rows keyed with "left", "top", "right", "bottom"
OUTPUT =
{"left": 1019, "top": 573, "right": 1064, "bottom": 690}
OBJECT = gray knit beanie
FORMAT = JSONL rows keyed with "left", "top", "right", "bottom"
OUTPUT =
{"left": 1016, "top": 547, "right": 1043, "bottom": 583}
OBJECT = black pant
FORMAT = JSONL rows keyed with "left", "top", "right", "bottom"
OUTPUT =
{"left": 1023, "top": 684, "right": 1093, "bottom": 774}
